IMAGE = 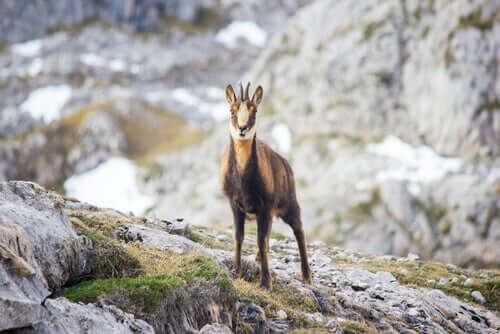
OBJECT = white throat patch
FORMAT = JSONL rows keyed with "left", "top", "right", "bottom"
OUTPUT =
{"left": 230, "top": 122, "right": 256, "bottom": 140}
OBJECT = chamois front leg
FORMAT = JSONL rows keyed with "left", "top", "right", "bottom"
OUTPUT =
{"left": 257, "top": 210, "right": 272, "bottom": 289}
{"left": 255, "top": 236, "right": 269, "bottom": 262}
{"left": 231, "top": 203, "right": 245, "bottom": 278}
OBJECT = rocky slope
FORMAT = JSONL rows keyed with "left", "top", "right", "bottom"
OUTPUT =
{"left": 1, "top": 181, "right": 499, "bottom": 333}
{"left": 146, "top": 0, "right": 500, "bottom": 268}
{"left": 0, "top": 0, "right": 311, "bottom": 44}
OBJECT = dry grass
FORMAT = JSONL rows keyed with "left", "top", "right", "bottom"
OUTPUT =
{"left": 234, "top": 279, "right": 317, "bottom": 321}
{"left": 340, "top": 320, "right": 377, "bottom": 334}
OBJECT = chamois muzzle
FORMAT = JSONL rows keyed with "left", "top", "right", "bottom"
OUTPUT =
{"left": 238, "top": 125, "right": 247, "bottom": 137}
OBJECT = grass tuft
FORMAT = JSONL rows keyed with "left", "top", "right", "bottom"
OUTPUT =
{"left": 234, "top": 279, "right": 318, "bottom": 323}
{"left": 341, "top": 320, "right": 376, "bottom": 334}
{"left": 78, "top": 230, "right": 142, "bottom": 279}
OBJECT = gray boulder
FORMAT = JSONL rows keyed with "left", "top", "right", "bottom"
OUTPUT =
{"left": 0, "top": 181, "right": 90, "bottom": 290}
{"left": 198, "top": 323, "right": 233, "bottom": 334}
{"left": 0, "top": 217, "right": 50, "bottom": 331}
{"left": 16, "top": 298, "right": 155, "bottom": 334}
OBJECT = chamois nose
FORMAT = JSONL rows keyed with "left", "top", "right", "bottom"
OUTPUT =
{"left": 239, "top": 125, "right": 247, "bottom": 132}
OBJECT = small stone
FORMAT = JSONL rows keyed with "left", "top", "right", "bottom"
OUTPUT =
{"left": 450, "top": 277, "right": 459, "bottom": 284}
{"left": 471, "top": 291, "right": 485, "bottom": 304}
{"left": 277, "top": 310, "right": 287, "bottom": 320}
{"left": 216, "top": 234, "right": 229, "bottom": 242}
{"left": 199, "top": 323, "right": 233, "bottom": 334}
{"left": 427, "top": 279, "right": 436, "bottom": 284}
{"left": 407, "top": 253, "right": 420, "bottom": 261}
{"left": 304, "top": 312, "right": 324, "bottom": 323}
{"left": 446, "top": 264, "right": 457, "bottom": 271}
{"left": 309, "top": 240, "right": 326, "bottom": 247}
{"left": 464, "top": 278, "right": 474, "bottom": 286}
{"left": 375, "top": 271, "right": 396, "bottom": 283}
{"left": 351, "top": 282, "right": 370, "bottom": 291}
{"left": 438, "top": 278, "right": 449, "bottom": 286}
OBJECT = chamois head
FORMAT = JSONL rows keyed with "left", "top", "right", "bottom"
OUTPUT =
{"left": 226, "top": 82, "right": 263, "bottom": 140}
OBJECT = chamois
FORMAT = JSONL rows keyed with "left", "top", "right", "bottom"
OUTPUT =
{"left": 220, "top": 82, "right": 312, "bottom": 289}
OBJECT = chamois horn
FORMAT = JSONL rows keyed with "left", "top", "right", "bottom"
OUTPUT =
{"left": 245, "top": 82, "right": 251, "bottom": 101}
{"left": 239, "top": 83, "right": 244, "bottom": 100}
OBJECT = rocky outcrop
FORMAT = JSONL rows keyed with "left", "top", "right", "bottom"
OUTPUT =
{"left": 0, "top": 217, "right": 49, "bottom": 331}
{"left": 0, "top": 0, "right": 313, "bottom": 45}
{"left": 0, "top": 181, "right": 154, "bottom": 333}
{"left": 0, "top": 0, "right": 207, "bottom": 44}
{"left": 1, "top": 181, "right": 499, "bottom": 333}
{"left": 0, "top": 181, "right": 89, "bottom": 290}
{"left": 0, "top": 98, "right": 193, "bottom": 189}
{"left": 249, "top": 0, "right": 500, "bottom": 158}
{"left": 16, "top": 298, "right": 154, "bottom": 334}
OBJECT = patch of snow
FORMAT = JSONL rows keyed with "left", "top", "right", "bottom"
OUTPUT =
{"left": 80, "top": 53, "right": 128, "bottom": 72}
{"left": 272, "top": 123, "right": 292, "bottom": 154}
{"left": 64, "top": 157, "right": 155, "bottom": 215}
{"left": 27, "top": 58, "right": 43, "bottom": 76}
{"left": 171, "top": 87, "right": 227, "bottom": 121}
{"left": 109, "top": 59, "right": 126, "bottom": 72}
{"left": 80, "top": 53, "right": 106, "bottom": 67}
{"left": 130, "top": 64, "right": 141, "bottom": 74}
{"left": 20, "top": 85, "right": 72, "bottom": 123}
{"left": 215, "top": 21, "right": 267, "bottom": 49}
{"left": 172, "top": 88, "right": 199, "bottom": 106}
{"left": 145, "top": 90, "right": 164, "bottom": 104}
{"left": 11, "top": 39, "right": 43, "bottom": 57}
{"left": 367, "top": 136, "right": 462, "bottom": 191}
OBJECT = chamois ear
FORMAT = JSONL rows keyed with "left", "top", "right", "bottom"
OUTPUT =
{"left": 226, "top": 85, "right": 237, "bottom": 105}
{"left": 251, "top": 86, "right": 263, "bottom": 106}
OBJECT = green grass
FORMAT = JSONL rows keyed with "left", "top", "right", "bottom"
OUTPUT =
{"left": 63, "top": 274, "right": 183, "bottom": 313}
{"left": 177, "top": 256, "right": 222, "bottom": 283}
{"left": 271, "top": 231, "right": 287, "bottom": 241}
{"left": 363, "top": 21, "right": 384, "bottom": 40}
{"left": 457, "top": 7, "right": 495, "bottom": 32}
{"left": 188, "top": 232, "right": 203, "bottom": 243}
{"left": 63, "top": 255, "right": 230, "bottom": 313}
{"left": 77, "top": 230, "right": 142, "bottom": 279}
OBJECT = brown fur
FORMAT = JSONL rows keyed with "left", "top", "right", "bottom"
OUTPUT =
{"left": 220, "top": 84, "right": 312, "bottom": 289}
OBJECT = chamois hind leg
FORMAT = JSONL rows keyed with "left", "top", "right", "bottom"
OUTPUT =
{"left": 257, "top": 210, "right": 272, "bottom": 289}
{"left": 283, "top": 210, "right": 312, "bottom": 284}
{"left": 231, "top": 204, "right": 245, "bottom": 278}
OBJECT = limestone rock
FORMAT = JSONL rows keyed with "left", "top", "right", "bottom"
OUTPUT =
{"left": 0, "top": 181, "right": 90, "bottom": 290}
{"left": 16, "top": 298, "right": 155, "bottom": 334}
{"left": 199, "top": 323, "right": 233, "bottom": 334}
{"left": 0, "top": 218, "right": 50, "bottom": 331}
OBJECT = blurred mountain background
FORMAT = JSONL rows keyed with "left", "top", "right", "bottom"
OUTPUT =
{"left": 0, "top": 0, "right": 498, "bottom": 269}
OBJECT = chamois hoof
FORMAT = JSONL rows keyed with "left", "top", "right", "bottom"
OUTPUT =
{"left": 260, "top": 280, "right": 272, "bottom": 290}
{"left": 302, "top": 272, "right": 313, "bottom": 285}
{"left": 302, "top": 277, "right": 312, "bottom": 285}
